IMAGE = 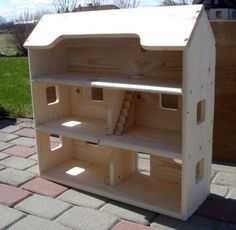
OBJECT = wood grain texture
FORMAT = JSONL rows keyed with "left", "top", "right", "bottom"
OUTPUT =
{"left": 24, "top": 5, "right": 203, "bottom": 50}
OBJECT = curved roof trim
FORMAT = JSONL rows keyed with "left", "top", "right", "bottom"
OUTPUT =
{"left": 24, "top": 5, "right": 204, "bottom": 51}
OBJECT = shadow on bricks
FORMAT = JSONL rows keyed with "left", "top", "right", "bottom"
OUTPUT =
{"left": 0, "top": 118, "right": 17, "bottom": 129}
{"left": 196, "top": 196, "right": 236, "bottom": 224}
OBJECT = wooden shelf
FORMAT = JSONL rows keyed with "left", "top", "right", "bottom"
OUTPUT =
{"left": 33, "top": 73, "right": 182, "bottom": 95}
{"left": 42, "top": 159, "right": 181, "bottom": 218}
{"left": 36, "top": 117, "right": 182, "bottom": 160}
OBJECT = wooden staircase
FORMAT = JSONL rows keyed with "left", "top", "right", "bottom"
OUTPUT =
{"left": 114, "top": 92, "right": 135, "bottom": 135}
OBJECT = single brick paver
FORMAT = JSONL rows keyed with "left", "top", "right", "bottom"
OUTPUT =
{"left": 150, "top": 214, "right": 219, "bottom": 230}
{"left": 0, "top": 141, "right": 13, "bottom": 151}
{"left": 102, "top": 201, "right": 156, "bottom": 226}
{"left": 196, "top": 198, "right": 236, "bottom": 224}
{"left": 0, "top": 204, "right": 25, "bottom": 229}
{"left": 0, "top": 125, "right": 20, "bottom": 133}
{"left": 9, "top": 137, "right": 36, "bottom": 147}
{"left": 0, "top": 168, "right": 36, "bottom": 186}
{"left": 0, "top": 152, "right": 9, "bottom": 160}
{"left": 212, "top": 163, "right": 236, "bottom": 174}
{"left": 213, "top": 172, "right": 236, "bottom": 186}
{"left": 8, "top": 215, "right": 70, "bottom": 230}
{"left": 15, "top": 194, "right": 72, "bottom": 220}
{"left": 209, "top": 184, "right": 229, "bottom": 200}
{"left": 26, "top": 165, "right": 39, "bottom": 175}
{"left": 57, "top": 206, "right": 119, "bottom": 230}
{"left": 0, "top": 183, "right": 31, "bottom": 207}
{"left": 0, "top": 133, "right": 18, "bottom": 142}
{"left": 228, "top": 188, "right": 236, "bottom": 200}
{"left": 28, "top": 153, "right": 38, "bottom": 161}
{"left": 4, "top": 145, "right": 36, "bottom": 158}
{"left": 14, "top": 128, "right": 35, "bottom": 138}
{"left": 21, "top": 177, "right": 67, "bottom": 198}
{"left": 19, "top": 121, "right": 35, "bottom": 128}
{"left": 58, "top": 189, "right": 107, "bottom": 209}
{"left": 0, "top": 156, "right": 37, "bottom": 170}
{"left": 112, "top": 220, "right": 155, "bottom": 230}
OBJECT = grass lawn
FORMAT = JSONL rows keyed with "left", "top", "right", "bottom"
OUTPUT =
{"left": 0, "top": 57, "right": 32, "bottom": 118}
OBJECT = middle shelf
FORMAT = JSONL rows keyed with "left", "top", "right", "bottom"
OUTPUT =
{"left": 33, "top": 72, "right": 182, "bottom": 95}
{"left": 36, "top": 117, "right": 182, "bottom": 160}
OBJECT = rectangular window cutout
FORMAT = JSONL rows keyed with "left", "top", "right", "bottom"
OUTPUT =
{"left": 49, "top": 134, "right": 62, "bottom": 151}
{"left": 197, "top": 100, "right": 206, "bottom": 124}
{"left": 137, "top": 152, "right": 150, "bottom": 176}
{"left": 196, "top": 159, "right": 204, "bottom": 184}
{"left": 46, "top": 86, "right": 59, "bottom": 105}
{"left": 160, "top": 94, "right": 179, "bottom": 111}
{"left": 86, "top": 141, "right": 98, "bottom": 147}
{"left": 91, "top": 87, "right": 103, "bottom": 101}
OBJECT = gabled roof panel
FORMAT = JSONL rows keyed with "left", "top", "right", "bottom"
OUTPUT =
{"left": 24, "top": 5, "right": 204, "bottom": 50}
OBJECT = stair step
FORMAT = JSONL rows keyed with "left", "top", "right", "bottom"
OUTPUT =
{"left": 121, "top": 108, "right": 128, "bottom": 116}
{"left": 114, "top": 130, "right": 123, "bottom": 136}
{"left": 116, "top": 122, "right": 124, "bottom": 131}
{"left": 123, "top": 101, "right": 131, "bottom": 109}
{"left": 125, "top": 93, "right": 133, "bottom": 101}
{"left": 119, "top": 115, "right": 126, "bottom": 123}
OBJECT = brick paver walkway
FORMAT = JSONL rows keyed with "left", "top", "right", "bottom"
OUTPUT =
{"left": 0, "top": 117, "right": 236, "bottom": 229}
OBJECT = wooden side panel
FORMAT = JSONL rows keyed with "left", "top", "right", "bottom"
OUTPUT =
{"left": 36, "top": 130, "right": 74, "bottom": 174}
{"left": 181, "top": 12, "right": 215, "bottom": 219}
{"left": 28, "top": 41, "right": 67, "bottom": 79}
{"left": 151, "top": 155, "right": 181, "bottom": 183}
{"left": 67, "top": 38, "right": 182, "bottom": 79}
{"left": 32, "top": 83, "right": 71, "bottom": 125}
{"left": 109, "top": 149, "right": 136, "bottom": 186}
{"left": 70, "top": 86, "right": 109, "bottom": 121}
{"left": 74, "top": 139, "right": 112, "bottom": 166}
{"left": 135, "top": 93, "right": 182, "bottom": 131}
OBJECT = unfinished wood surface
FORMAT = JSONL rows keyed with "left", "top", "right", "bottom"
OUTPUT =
{"left": 24, "top": 5, "right": 203, "bottom": 50}
{"left": 42, "top": 159, "right": 181, "bottom": 218}
{"left": 74, "top": 139, "right": 112, "bottom": 166}
{"left": 181, "top": 11, "right": 215, "bottom": 220}
{"left": 37, "top": 117, "right": 181, "bottom": 160}
{"left": 33, "top": 73, "right": 182, "bottom": 95}
{"left": 67, "top": 41, "right": 183, "bottom": 80}
{"left": 26, "top": 5, "right": 215, "bottom": 221}
{"left": 151, "top": 155, "right": 182, "bottom": 183}
{"left": 210, "top": 21, "right": 236, "bottom": 162}
{"left": 107, "top": 91, "right": 125, "bottom": 135}
{"left": 36, "top": 117, "right": 106, "bottom": 143}
{"left": 135, "top": 93, "right": 182, "bottom": 132}
{"left": 109, "top": 149, "right": 136, "bottom": 186}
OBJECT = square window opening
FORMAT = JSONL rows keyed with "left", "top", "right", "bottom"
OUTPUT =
{"left": 137, "top": 152, "right": 150, "bottom": 176}
{"left": 46, "top": 86, "right": 59, "bottom": 105}
{"left": 49, "top": 134, "right": 62, "bottom": 151}
{"left": 196, "top": 159, "right": 204, "bottom": 184}
{"left": 91, "top": 87, "right": 103, "bottom": 101}
{"left": 160, "top": 94, "right": 179, "bottom": 111}
{"left": 197, "top": 100, "right": 206, "bottom": 124}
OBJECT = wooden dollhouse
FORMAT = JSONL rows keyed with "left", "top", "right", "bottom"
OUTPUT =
{"left": 24, "top": 5, "right": 215, "bottom": 220}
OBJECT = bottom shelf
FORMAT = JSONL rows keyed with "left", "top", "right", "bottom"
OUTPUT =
{"left": 41, "top": 159, "right": 181, "bottom": 218}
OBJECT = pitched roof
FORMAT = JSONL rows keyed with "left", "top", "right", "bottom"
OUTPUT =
{"left": 24, "top": 5, "right": 204, "bottom": 51}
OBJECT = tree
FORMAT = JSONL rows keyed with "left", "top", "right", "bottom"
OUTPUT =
{"left": 53, "top": 0, "right": 80, "bottom": 13}
{"left": 160, "top": 0, "right": 187, "bottom": 5}
{"left": 114, "top": 0, "right": 140, "bottom": 8}
{"left": 85, "top": 0, "right": 107, "bottom": 6}
{"left": 0, "top": 16, "right": 6, "bottom": 25}
{"left": 10, "top": 10, "right": 51, "bottom": 56}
